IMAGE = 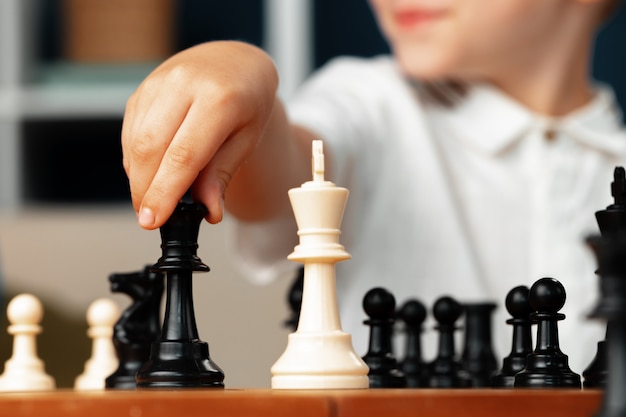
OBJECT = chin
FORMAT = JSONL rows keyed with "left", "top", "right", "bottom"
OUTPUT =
{"left": 394, "top": 50, "right": 456, "bottom": 82}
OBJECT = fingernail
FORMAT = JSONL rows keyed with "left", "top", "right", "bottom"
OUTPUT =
{"left": 208, "top": 197, "right": 225, "bottom": 224}
{"left": 138, "top": 207, "right": 155, "bottom": 228}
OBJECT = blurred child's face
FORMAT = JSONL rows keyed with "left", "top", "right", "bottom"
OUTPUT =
{"left": 369, "top": 0, "right": 586, "bottom": 81}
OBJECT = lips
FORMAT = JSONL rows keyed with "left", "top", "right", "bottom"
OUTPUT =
{"left": 394, "top": 9, "right": 446, "bottom": 29}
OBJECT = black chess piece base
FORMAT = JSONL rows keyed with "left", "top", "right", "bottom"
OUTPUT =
{"left": 490, "top": 356, "right": 526, "bottom": 388}
{"left": 367, "top": 360, "right": 408, "bottom": 389}
{"left": 136, "top": 341, "right": 224, "bottom": 388}
{"left": 106, "top": 343, "right": 152, "bottom": 389}
{"left": 513, "top": 353, "right": 581, "bottom": 388}
{"left": 583, "top": 339, "right": 607, "bottom": 388}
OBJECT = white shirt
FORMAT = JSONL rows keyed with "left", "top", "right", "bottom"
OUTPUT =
{"left": 231, "top": 56, "right": 626, "bottom": 374}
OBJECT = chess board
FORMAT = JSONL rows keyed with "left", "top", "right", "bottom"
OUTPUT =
{"left": 0, "top": 148, "right": 619, "bottom": 416}
{"left": 0, "top": 388, "right": 603, "bottom": 417}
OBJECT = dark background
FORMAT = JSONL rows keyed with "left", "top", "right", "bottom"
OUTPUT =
{"left": 25, "top": 0, "right": 626, "bottom": 204}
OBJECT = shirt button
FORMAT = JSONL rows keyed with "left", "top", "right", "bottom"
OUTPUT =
{"left": 545, "top": 129, "right": 557, "bottom": 141}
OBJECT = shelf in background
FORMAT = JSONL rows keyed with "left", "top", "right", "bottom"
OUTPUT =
{"left": 33, "top": 61, "right": 159, "bottom": 86}
{"left": 0, "top": 62, "right": 158, "bottom": 119}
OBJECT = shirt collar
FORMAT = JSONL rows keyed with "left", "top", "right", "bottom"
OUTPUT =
{"left": 558, "top": 85, "right": 626, "bottom": 155}
{"left": 425, "top": 82, "right": 626, "bottom": 156}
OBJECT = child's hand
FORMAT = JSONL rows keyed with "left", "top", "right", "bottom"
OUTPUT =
{"left": 122, "top": 41, "right": 279, "bottom": 229}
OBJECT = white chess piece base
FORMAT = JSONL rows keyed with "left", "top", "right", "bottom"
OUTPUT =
{"left": 271, "top": 331, "right": 369, "bottom": 389}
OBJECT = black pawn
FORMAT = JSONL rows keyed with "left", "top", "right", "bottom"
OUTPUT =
{"left": 491, "top": 286, "right": 533, "bottom": 388}
{"left": 397, "top": 299, "right": 429, "bottom": 387}
{"left": 514, "top": 277, "right": 581, "bottom": 388}
{"left": 105, "top": 266, "right": 165, "bottom": 389}
{"left": 284, "top": 267, "right": 304, "bottom": 331}
{"left": 136, "top": 201, "right": 224, "bottom": 388}
{"left": 461, "top": 302, "right": 498, "bottom": 387}
{"left": 362, "top": 287, "right": 407, "bottom": 388}
{"left": 587, "top": 233, "right": 626, "bottom": 417}
{"left": 428, "top": 296, "right": 471, "bottom": 388}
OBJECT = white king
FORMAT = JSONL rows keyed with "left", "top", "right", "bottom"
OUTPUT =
{"left": 271, "top": 140, "right": 369, "bottom": 389}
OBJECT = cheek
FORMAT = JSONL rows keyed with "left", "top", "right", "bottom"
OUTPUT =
{"left": 396, "top": 9, "right": 522, "bottom": 78}
{"left": 368, "top": 0, "right": 394, "bottom": 39}
{"left": 460, "top": 1, "right": 559, "bottom": 53}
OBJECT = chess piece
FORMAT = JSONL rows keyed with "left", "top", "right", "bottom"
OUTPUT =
{"left": 461, "top": 302, "right": 498, "bottom": 387}
{"left": 586, "top": 232, "right": 626, "bottom": 417}
{"left": 582, "top": 331, "right": 607, "bottom": 388}
{"left": 362, "top": 288, "right": 407, "bottom": 388}
{"left": 428, "top": 296, "right": 471, "bottom": 388}
{"left": 75, "top": 298, "right": 120, "bottom": 390}
{"left": 491, "top": 285, "right": 534, "bottom": 388}
{"left": 397, "top": 298, "right": 429, "bottom": 387}
{"left": 0, "top": 294, "right": 55, "bottom": 391}
{"left": 284, "top": 266, "right": 304, "bottom": 331}
{"left": 595, "top": 166, "right": 626, "bottom": 236}
{"left": 514, "top": 277, "right": 581, "bottom": 388}
{"left": 106, "top": 266, "right": 164, "bottom": 389}
{"left": 136, "top": 201, "right": 224, "bottom": 388}
{"left": 271, "top": 140, "right": 369, "bottom": 389}
{"left": 583, "top": 166, "right": 626, "bottom": 388}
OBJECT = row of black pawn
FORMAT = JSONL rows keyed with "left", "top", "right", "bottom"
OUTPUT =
{"left": 361, "top": 277, "right": 584, "bottom": 389}
{"left": 360, "top": 168, "right": 626, "bottom": 392}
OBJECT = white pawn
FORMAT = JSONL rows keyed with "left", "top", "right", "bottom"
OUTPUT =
{"left": 74, "top": 298, "right": 120, "bottom": 390}
{"left": 0, "top": 293, "right": 55, "bottom": 391}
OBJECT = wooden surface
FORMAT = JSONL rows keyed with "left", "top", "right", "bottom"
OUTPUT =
{"left": 330, "top": 389, "right": 603, "bottom": 417}
{"left": 0, "top": 388, "right": 603, "bottom": 417}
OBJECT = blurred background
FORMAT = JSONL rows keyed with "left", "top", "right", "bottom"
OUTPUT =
{"left": 0, "top": 0, "right": 624, "bottom": 388}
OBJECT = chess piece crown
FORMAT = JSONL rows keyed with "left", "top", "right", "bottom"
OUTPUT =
{"left": 152, "top": 201, "right": 210, "bottom": 272}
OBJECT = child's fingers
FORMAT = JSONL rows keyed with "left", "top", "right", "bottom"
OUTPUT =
{"left": 192, "top": 123, "right": 261, "bottom": 224}
{"left": 124, "top": 92, "right": 194, "bottom": 215}
{"left": 136, "top": 96, "right": 242, "bottom": 229}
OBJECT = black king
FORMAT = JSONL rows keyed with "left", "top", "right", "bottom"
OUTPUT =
{"left": 586, "top": 167, "right": 626, "bottom": 417}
